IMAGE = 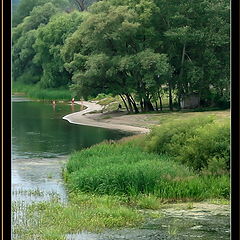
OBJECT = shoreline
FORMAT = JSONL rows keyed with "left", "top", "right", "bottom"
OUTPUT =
{"left": 63, "top": 101, "right": 150, "bottom": 134}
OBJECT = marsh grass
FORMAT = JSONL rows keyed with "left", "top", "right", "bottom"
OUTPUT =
{"left": 12, "top": 140, "right": 230, "bottom": 239}
{"left": 12, "top": 188, "right": 61, "bottom": 200}
{"left": 64, "top": 142, "right": 229, "bottom": 200}
{"left": 12, "top": 82, "right": 72, "bottom": 100}
{"left": 12, "top": 192, "right": 143, "bottom": 240}
{"left": 134, "top": 194, "right": 162, "bottom": 210}
{"left": 166, "top": 219, "right": 195, "bottom": 236}
{"left": 12, "top": 188, "right": 45, "bottom": 197}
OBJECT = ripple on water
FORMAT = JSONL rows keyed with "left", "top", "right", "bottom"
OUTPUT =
{"left": 12, "top": 156, "right": 68, "bottom": 203}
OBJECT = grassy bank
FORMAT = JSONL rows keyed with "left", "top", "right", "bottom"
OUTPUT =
{"left": 12, "top": 82, "right": 72, "bottom": 101}
{"left": 65, "top": 116, "right": 230, "bottom": 199}
{"left": 65, "top": 141, "right": 229, "bottom": 200}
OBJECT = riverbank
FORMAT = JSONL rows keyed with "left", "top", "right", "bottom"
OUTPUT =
{"left": 63, "top": 101, "right": 229, "bottom": 134}
{"left": 63, "top": 101, "right": 150, "bottom": 134}
{"left": 12, "top": 82, "right": 72, "bottom": 101}
{"left": 61, "top": 110, "right": 230, "bottom": 239}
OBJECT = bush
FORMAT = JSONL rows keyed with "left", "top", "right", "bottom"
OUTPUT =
{"left": 93, "top": 93, "right": 113, "bottom": 100}
{"left": 144, "top": 116, "right": 214, "bottom": 155}
{"left": 177, "top": 120, "right": 230, "bottom": 172}
{"left": 144, "top": 117, "right": 230, "bottom": 173}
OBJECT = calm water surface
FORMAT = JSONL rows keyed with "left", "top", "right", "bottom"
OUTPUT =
{"left": 12, "top": 97, "right": 129, "bottom": 159}
{"left": 12, "top": 97, "right": 130, "bottom": 201}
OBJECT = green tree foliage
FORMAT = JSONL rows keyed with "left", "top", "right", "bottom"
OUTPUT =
{"left": 33, "top": 11, "right": 85, "bottom": 88}
{"left": 12, "top": 2, "right": 59, "bottom": 84}
{"left": 12, "top": 0, "right": 21, "bottom": 13}
{"left": 12, "top": 29, "right": 41, "bottom": 84}
{"left": 156, "top": 0, "right": 230, "bottom": 107}
{"left": 62, "top": 0, "right": 171, "bottom": 112}
{"left": 12, "top": 0, "right": 70, "bottom": 27}
{"left": 12, "top": 0, "right": 230, "bottom": 110}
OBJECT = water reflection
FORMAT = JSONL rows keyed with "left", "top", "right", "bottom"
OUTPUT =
{"left": 12, "top": 97, "right": 130, "bottom": 203}
{"left": 12, "top": 99, "right": 129, "bottom": 159}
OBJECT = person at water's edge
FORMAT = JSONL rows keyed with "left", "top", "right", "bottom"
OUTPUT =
{"left": 118, "top": 103, "right": 122, "bottom": 111}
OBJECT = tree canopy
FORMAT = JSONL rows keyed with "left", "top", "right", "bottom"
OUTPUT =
{"left": 12, "top": 0, "right": 230, "bottom": 111}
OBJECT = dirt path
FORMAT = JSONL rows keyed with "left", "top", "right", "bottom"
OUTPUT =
{"left": 63, "top": 101, "right": 150, "bottom": 134}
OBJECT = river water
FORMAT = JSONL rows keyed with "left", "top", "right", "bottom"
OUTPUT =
{"left": 11, "top": 97, "right": 230, "bottom": 240}
{"left": 12, "top": 97, "right": 130, "bottom": 202}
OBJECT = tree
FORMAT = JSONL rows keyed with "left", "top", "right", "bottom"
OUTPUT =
{"left": 68, "top": 0, "right": 102, "bottom": 11}
{"left": 33, "top": 11, "right": 85, "bottom": 88}
{"left": 156, "top": 0, "right": 230, "bottom": 108}
{"left": 12, "top": 3, "right": 59, "bottom": 84}
{"left": 12, "top": 29, "right": 41, "bottom": 84}
{"left": 62, "top": 0, "right": 171, "bottom": 112}
{"left": 12, "top": 0, "right": 70, "bottom": 27}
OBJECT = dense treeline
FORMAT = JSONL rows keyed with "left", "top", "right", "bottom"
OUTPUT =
{"left": 12, "top": 0, "right": 230, "bottom": 112}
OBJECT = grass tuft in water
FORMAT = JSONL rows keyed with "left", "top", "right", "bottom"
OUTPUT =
{"left": 12, "top": 192, "right": 143, "bottom": 240}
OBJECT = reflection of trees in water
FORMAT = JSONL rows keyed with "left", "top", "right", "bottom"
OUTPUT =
{"left": 12, "top": 101, "right": 129, "bottom": 158}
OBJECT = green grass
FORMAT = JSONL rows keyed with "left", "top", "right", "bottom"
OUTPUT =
{"left": 142, "top": 109, "right": 230, "bottom": 125}
{"left": 92, "top": 94, "right": 126, "bottom": 112}
{"left": 64, "top": 141, "right": 229, "bottom": 200}
{"left": 12, "top": 82, "right": 72, "bottom": 101}
{"left": 13, "top": 190, "right": 230, "bottom": 240}
{"left": 12, "top": 193, "right": 143, "bottom": 240}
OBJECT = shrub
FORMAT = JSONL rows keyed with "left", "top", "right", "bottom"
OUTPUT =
{"left": 144, "top": 116, "right": 214, "bottom": 155}
{"left": 177, "top": 120, "right": 230, "bottom": 172}
{"left": 144, "top": 117, "right": 230, "bottom": 173}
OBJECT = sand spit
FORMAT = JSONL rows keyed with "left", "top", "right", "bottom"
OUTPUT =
{"left": 63, "top": 101, "right": 150, "bottom": 134}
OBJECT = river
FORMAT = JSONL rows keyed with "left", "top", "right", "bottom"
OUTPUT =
{"left": 12, "top": 96, "right": 130, "bottom": 202}
{"left": 11, "top": 97, "right": 230, "bottom": 240}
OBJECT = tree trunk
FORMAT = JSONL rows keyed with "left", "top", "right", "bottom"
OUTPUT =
{"left": 155, "top": 101, "right": 158, "bottom": 111}
{"left": 119, "top": 94, "right": 129, "bottom": 112}
{"left": 74, "top": 0, "right": 85, "bottom": 11}
{"left": 178, "top": 43, "right": 186, "bottom": 109}
{"left": 169, "top": 80, "right": 173, "bottom": 111}
{"left": 144, "top": 97, "right": 154, "bottom": 112}
{"left": 126, "top": 94, "right": 133, "bottom": 113}
{"left": 140, "top": 98, "right": 144, "bottom": 112}
{"left": 129, "top": 94, "right": 139, "bottom": 113}
{"left": 158, "top": 90, "right": 163, "bottom": 111}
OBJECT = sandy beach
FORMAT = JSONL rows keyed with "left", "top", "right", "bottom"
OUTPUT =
{"left": 63, "top": 101, "right": 150, "bottom": 134}
{"left": 63, "top": 101, "right": 230, "bottom": 134}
